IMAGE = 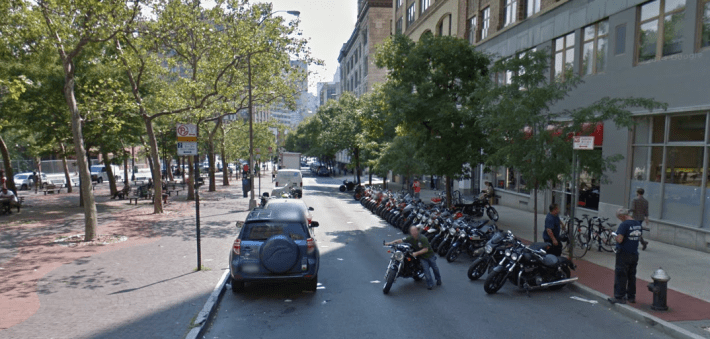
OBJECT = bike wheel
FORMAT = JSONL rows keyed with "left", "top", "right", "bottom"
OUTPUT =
{"left": 487, "top": 207, "right": 499, "bottom": 222}
{"left": 383, "top": 268, "right": 396, "bottom": 294}
{"left": 467, "top": 258, "right": 488, "bottom": 281}
{"left": 438, "top": 243, "right": 449, "bottom": 256}
{"left": 446, "top": 246, "right": 459, "bottom": 263}
{"left": 573, "top": 226, "right": 589, "bottom": 259}
{"left": 483, "top": 270, "right": 507, "bottom": 294}
{"left": 599, "top": 229, "right": 616, "bottom": 252}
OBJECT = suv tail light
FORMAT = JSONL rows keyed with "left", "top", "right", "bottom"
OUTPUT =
{"left": 275, "top": 182, "right": 279, "bottom": 187}
{"left": 300, "top": 182, "right": 302, "bottom": 187}
{"left": 307, "top": 238, "right": 315, "bottom": 254}
{"left": 232, "top": 239, "right": 241, "bottom": 255}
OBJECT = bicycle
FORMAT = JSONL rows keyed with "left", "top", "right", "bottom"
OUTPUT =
{"left": 576, "top": 214, "right": 617, "bottom": 257}
{"left": 561, "top": 216, "right": 588, "bottom": 259}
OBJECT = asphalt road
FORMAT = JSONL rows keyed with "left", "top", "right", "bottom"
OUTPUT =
{"left": 203, "top": 172, "right": 671, "bottom": 339}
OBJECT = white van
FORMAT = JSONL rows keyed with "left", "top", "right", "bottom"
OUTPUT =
{"left": 274, "top": 169, "right": 303, "bottom": 198}
{"left": 90, "top": 165, "right": 122, "bottom": 183}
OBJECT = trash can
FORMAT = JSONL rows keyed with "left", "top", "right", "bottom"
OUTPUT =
{"left": 242, "top": 179, "right": 250, "bottom": 198}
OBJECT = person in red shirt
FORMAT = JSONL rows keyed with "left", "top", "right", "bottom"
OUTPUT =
{"left": 412, "top": 178, "right": 421, "bottom": 199}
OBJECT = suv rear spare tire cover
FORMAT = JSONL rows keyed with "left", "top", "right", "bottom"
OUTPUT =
{"left": 260, "top": 234, "right": 300, "bottom": 274}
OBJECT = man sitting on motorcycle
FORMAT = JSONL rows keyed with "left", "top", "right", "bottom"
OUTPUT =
{"left": 385, "top": 226, "right": 442, "bottom": 290}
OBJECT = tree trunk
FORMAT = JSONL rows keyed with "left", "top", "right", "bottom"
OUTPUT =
{"left": 533, "top": 182, "right": 539, "bottom": 242}
{"left": 181, "top": 156, "right": 186, "bottom": 183}
{"left": 63, "top": 65, "right": 98, "bottom": 241}
{"left": 207, "top": 118, "right": 221, "bottom": 192}
{"left": 60, "top": 143, "right": 72, "bottom": 193}
{"left": 35, "top": 157, "right": 41, "bottom": 194}
{"left": 102, "top": 150, "right": 118, "bottom": 196}
{"left": 446, "top": 176, "right": 453, "bottom": 209}
{"left": 383, "top": 174, "right": 387, "bottom": 189}
{"left": 143, "top": 118, "right": 164, "bottom": 213}
{"left": 124, "top": 154, "right": 129, "bottom": 185}
{"left": 354, "top": 147, "right": 361, "bottom": 184}
{"left": 187, "top": 155, "right": 195, "bottom": 200}
{"left": 167, "top": 157, "right": 174, "bottom": 181}
{"left": 221, "top": 122, "right": 229, "bottom": 186}
{"left": 0, "top": 134, "right": 18, "bottom": 193}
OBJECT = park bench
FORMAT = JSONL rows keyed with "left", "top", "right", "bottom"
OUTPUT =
{"left": 116, "top": 186, "right": 131, "bottom": 200}
{"left": 42, "top": 184, "right": 63, "bottom": 195}
{"left": 1, "top": 196, "right": 23, "bottom": 214}
{"left": 167, "top": 189, "right": 182, "bottom": 197}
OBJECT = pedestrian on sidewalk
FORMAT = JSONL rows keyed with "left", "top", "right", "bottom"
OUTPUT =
{"left": 385, "top": 226, "right": 442, "bottom": 290}
{"left": 543, "top": 203, "right": 565, "bottom": 256}
{"left": 412, "top": 178, "right": 421, "bottom": 199}
{"left": 609, "top": 208, "right": 643, "bottom": 304}
{"left": 630, "top": 188, "right": 650, "bottom": 251}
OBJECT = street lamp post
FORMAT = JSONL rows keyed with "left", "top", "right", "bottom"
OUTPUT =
{"left": 247, "top": 9, "right": 300, "bottom": 210}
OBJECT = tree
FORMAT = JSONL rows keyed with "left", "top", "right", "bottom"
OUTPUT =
{"left": 18, "top": 0, "right": 141, "bottom": 240}
{"left": 482, "top": 49, "right": 666, "bottom": 241}
{"left": 375, "top": 33, "right": 492, "bottom": 205}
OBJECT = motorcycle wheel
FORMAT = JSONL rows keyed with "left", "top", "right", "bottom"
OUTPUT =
{"left": 438, "top": 243, "right": 449, "bottom": 256}
{"left": 430, "top": 237, "right": 441, "bottom": 252}
{"left": 446, "top": 246, "right": 459, "bottom": 263}
{"left": 467, "top": 258, "right": 488, "bottom": 281}
{"left": 383, "top": 268, "right": 396, "bottom": 294}
{"left": 339, "top": 185, "right": 346, "bottom": 192}
{"left": 355, "top": 193, "right": 362, "bottom": 201}
{"left": 487, "top": 207, "right": 499, "bottom": 222}
{"left": 548, "top": 267, "right": 571, "bottom": 291}
{"left": 484, "top": 270, "right": 507, "bottom": 294}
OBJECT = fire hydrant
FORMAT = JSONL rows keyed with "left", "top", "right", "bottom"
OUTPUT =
{"left": 647, "top": 268, "right": 670, "bottom": 311}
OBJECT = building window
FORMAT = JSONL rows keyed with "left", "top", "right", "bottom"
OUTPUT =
{"left": 407, "top": 3, "right": 416, "bottom": 26}
{"left": 581, "top": 20, "right": 609, "bottom": 76}
{"left": 503, "top": 0, "right": 518, "bottom": 27}
{"left": 420, "top": 0, "right": 430, "bottom": 14}
{"left": 631, "top": 113, "right": 709, "bottom": 227}
{"left": 700, "top": 0, "right": 710, "bottom": 49}
{"left": 468, "top": 16, "right": 478, "bottom": 43}
{"left": 396, "top": 0, "right": 403, "bottom": 9}
{"left": 526, "top": 0, "right": 540, "bottom": 18}
{"left": 615, "top": 24, "right": 627, "bottom": 55}
{"left": 396, "top": 17, "right": 403, "bottom": 34}
{"left": 637, "top": 0, "right": 686, "bottom": 63}
{"left": 363, "top": 56, "right": 368, "bottom": 76}
{"left": 553, "top": 32, "right": 575, "bottom": 81}
{"left": 481, "top": 7, "right": 490, "bottom": 39}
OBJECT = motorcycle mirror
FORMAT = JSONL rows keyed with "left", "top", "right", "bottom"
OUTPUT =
{"left": 308, "top": 207, "right": 314, "bottom": 211}
{"left": 310, "top": 221, "right": 319, "bottom": 227}
{"left": 383, "top": 240, "right": 386, "bottom": 245}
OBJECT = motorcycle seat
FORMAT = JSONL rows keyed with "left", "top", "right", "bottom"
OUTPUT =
{"left": 528, "top": 242, "right": 550, "bottom": 251}
{"left": 543, "top": 254, "right": 559, "bottom": 267}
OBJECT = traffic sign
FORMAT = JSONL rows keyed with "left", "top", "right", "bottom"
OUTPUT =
{"left": 176, "top": 124, "right": 197, "bottom": 142}
{"left": 177, "top": 142, "right": 198, "bottom": 155}
{"left": 573, "top": 136, "right": 595, "bottom": 150}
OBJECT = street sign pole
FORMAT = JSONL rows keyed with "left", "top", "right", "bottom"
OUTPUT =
{"left": 194, "top": 124, "right": 201, "bottom": 271}
{"left": 177, "top": 122, "right": 201, "bottom": 271}
{"left": 569, "top": 136, "right": 595, "bottom": 260}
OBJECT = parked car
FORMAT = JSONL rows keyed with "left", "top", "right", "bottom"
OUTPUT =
{"left": 316, "top": 166, "right": 329, "bottom": 177}
{"left": 229, "top": 201, "right": 320, "bottom": 292}
{"left": 13, "top": 172, "right": 51, "bottom": 190}
{"left": 90, "top": 165, "right": 121, "bottom": 183}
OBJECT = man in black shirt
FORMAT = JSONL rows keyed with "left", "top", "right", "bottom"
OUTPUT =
{"left": 608, "top": 208, "right": 643, "bottom": 304}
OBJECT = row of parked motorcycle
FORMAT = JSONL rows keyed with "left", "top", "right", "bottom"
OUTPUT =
{"left": 353, "top": 185, "right": 578, "bottom": 295}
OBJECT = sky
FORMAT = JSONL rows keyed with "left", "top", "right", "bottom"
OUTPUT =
{"left": 258, "top": 0, "right": 358, "bottom": 94}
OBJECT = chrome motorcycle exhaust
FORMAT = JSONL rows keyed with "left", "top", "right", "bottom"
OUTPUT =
{"left": 539, "top": 277, "right": 578, "bottom": 288}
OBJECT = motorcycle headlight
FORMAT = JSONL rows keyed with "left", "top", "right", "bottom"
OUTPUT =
{"left": 505, "top": 248, "right": 512, "bottom": 257}
{"left": 485, "top": 244, "right": 493, "bottom": 254}
{"left": 393, "top": 251, "right": 404, "bottom": 261}
{"left": 449, "top": 228, "right": 456, "bottom": 235}
{"left": 435, "top": 219, "right": 439, "bottom": 225}
{"left": 417, "top": 213, "right": 422, "bottom": 219}
{"left": 459, "top": 230, "right": 466, "bottom": 237}
{"left": 511, "top": 253, "right": 519, "bottom": 261}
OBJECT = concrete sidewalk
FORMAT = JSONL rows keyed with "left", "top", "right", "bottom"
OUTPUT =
{"left": 0, "top": 174, "right": 271, "bottom": 339}
{"left": 379, "top": 179, "right": 710, "bottom": 337}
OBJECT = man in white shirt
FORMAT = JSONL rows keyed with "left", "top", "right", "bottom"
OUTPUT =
{"left": 0, "top": 187, "right": 19, "bottom": 214}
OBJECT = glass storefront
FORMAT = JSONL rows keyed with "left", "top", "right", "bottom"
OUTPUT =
{"left": 631, "top": 112, "right": 709, "bottom": 227}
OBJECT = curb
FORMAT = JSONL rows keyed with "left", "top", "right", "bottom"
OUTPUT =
{"left": 185, "top": 269, "right": 230, "bottom": 339}
{"left": 568, "top": 282, "right": 705, "bottom": 339}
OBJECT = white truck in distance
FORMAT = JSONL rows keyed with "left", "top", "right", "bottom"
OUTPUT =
{"left": 280, "top": 152, "right": 302, "bottom": 170}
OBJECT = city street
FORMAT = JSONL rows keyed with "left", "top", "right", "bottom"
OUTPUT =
{"left": 204, "top": 171, "right": 671, "bottom": 339}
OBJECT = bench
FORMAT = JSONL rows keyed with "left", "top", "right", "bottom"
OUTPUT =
{"left": 167, "top": 189, "right": 182, "bottom": 196}
{"left": 1, "top": 196, "right": 23, "bottom": 214}
{"left": 116, "top": 187, "right": 131, "bottom": 200}
{"left": 42, "top": 184, "right": 63, "bottom": 195}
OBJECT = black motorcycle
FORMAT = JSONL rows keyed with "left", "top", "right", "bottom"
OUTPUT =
{"left": 467, "top": 231, "right": 516, "bottom": 280}
{"left": 456, "top": 198, "right": 499, "bottom": 221}
{"left": 445, "top": 220, "right": 496, "bottom": 263}
{"left": 340, "top": 179, "right": 358, "bottom": 192}
{"left": 382, "top": 241, "right": 425, "bottom": 294}
{"left": 483, "top": 240, "right": 577, "bottom": 294}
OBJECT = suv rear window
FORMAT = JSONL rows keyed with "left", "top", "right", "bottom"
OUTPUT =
{"left": 242, "top": 223, "right": 308, "bottom": 241}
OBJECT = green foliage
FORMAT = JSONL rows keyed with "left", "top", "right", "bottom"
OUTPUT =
{"left": 375, "top": 33, "right": 491, "bottom": 180}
